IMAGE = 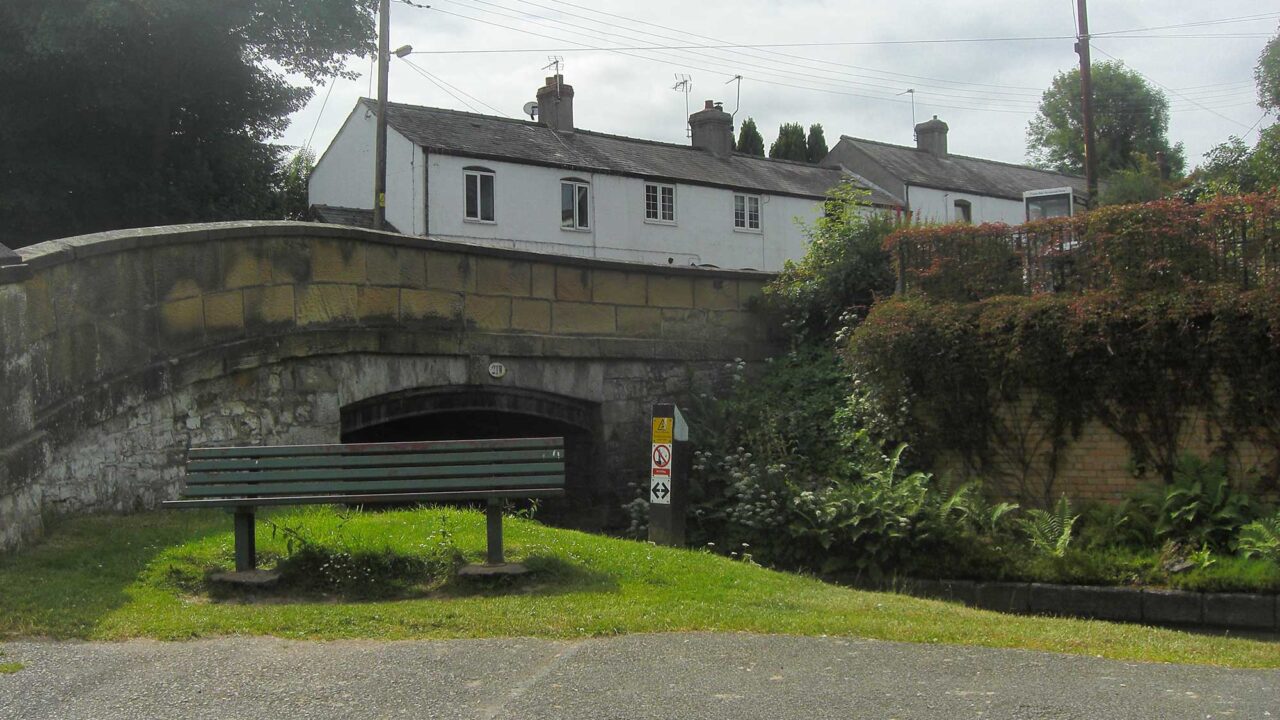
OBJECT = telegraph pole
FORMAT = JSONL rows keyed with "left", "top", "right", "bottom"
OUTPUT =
{"left": 1075, "top": 0, "right": 1098, "bottom": 203}
{"left": 373, "top": 0, "right": 390, "bottom": 230}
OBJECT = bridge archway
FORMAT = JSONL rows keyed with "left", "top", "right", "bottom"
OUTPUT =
{"left": 341, "top": 386, "right": 602, "bottom": 526}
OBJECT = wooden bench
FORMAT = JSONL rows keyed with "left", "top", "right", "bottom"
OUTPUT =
{"left": 162, "top": 436, "right": 566, "bottom": 572}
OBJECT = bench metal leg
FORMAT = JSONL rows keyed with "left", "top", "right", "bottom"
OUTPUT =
{"left": 485, "top": 499, "right": 504, "bottom": 565}
{"left": 233, "top": 508, "right": 256, "bottom": 572}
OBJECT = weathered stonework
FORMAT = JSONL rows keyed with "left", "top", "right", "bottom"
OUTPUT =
{"left": 0, "top": 221, "right": 777, "bottom": 551}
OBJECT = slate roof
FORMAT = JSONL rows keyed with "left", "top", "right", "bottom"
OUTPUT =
{"left": 369, "top": 99, "right": 899, "bottom": 206}
{"left": 838, "top": 135, "right": 1088, "bottom": 201}
{"left": 310, "top": 204, "right": 399, "bottom": 233}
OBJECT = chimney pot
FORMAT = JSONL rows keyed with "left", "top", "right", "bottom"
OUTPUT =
{"left": 704, "top": 100, "right": 714, "bottom": 110}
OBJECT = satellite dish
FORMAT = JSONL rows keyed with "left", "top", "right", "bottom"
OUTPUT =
{"left": 523, "top": 101, "right": 539, "bottom": 120}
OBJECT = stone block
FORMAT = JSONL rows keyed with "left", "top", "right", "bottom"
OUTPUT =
{"left": 266, "top": 237, "right": 312, "bottom": 285}
{"left": 221, "top": 242, "right": 272, "bottom": 289}
{"left": 244, "top": 285, "right": 295, "bottom": 329}
{"left": 512, "top": 298, "right": 551, "bottom": 333}
{"left": 397, "top": 248, "right": 428, "bottom": 289}
{"left": 975, "top": 582, "right": 1031, "bottom": 613}
{"left": 295, "top": 284, "right": 358, "bottom": 326}
{"left": 518, "top": 263, "right": 552, "bottom": 302}
{"left": 465, "top": 295, "right": 512, "bottom": 331}
{"left": 426, "top": 252, "right": 474, "bottom": 292}
{"left": 365, "top": 244, "right": 401, "bottom": 286}
{"left": 1071, "top": 585, "right": 1142, "bottom": 621}
{"left": 19, "top": 274, "right": 56, "bottom": 342}
{"left": 1203, "top": 592, "right": 1275, "bottom": 630}
{"left": 203, "top": 290, "right": 245, "bottom": 333}
{"left": 1029, "top": 583, "right": 1073, "bottom": 615}
{"left": 738, "top": 279, "right": 766, "bottom": 306}
{"left": 694, "top": 278, "right": 738, "bottom": 310}
{"left": 159, "top": 296, "right": 205, "bottom": 342}
{"left": 555, "top": 267, "right": 592, "bottom": 302}
{"left": 617, "top": 306, "right": 662, "bottom": 337}
{"left": 400, "top": 288, "right": 462, "bottom": 325}
{"left": 153, "top": 243, "right": 220, "bottom": 300}
{"left": 357, "top": 286, "right": 399, "bottom": 322}
{"left": 937, "top": 579, "right": 977, "bottom": 605}
{"left": 553, "top": 301, "right": 615, "bottom": 335}
{"left": 310, "top": 239, "right": 366, "bottom": 283}
{"left": 647, "top": 275, "right": 694, "bottom": 308}
{"left": 592, "top": 270, "right": 647, "bottom": 306}
{"left": 1141, "top": 589, "right": 1202, "bottom": 626}
{"left": 476, "top": 258, "right": 531, "bottom": 296}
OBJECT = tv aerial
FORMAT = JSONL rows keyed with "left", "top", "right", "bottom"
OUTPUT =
{"left": 672, "top": 74, "right": 692, "bottom": 137}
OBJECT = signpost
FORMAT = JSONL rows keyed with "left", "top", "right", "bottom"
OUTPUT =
{"left": 648, "top": 402, "right": 689, "bottom": 546}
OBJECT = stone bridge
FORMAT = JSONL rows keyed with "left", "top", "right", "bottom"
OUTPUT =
{"left": 0, "top": 223, "right": 775, "bottom": 551}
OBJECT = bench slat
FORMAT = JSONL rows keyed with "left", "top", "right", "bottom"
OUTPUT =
{"left": 188, "top": 437, "right": 562, "bottom": 459}
{"left": 162, "top": 487, "right": 566, "bottom": 509}
{"left": 181, "top": 474, "right": 566, "bottom": 498}
{"left": 183, "top": 461, "right": 564, "bottom": 486}
{"left": 187, "top": 448, "right": 563, "bottom": 472}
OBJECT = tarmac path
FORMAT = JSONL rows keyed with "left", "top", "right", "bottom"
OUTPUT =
{"left": 2, "top": 633, "right": 1277, "bottom": 719}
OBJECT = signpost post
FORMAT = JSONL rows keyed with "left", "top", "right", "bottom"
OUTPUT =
{"left": 648, "top": 402, "right": 689, "bottom": 546}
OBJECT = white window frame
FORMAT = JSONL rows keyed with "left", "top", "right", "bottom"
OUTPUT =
{"left": 463, "top": 168, "right": 496, "bottom": 223}
{"left": 644, "top": 182, "right": 676, "bottom": 224}
{"left": 733, "top": 193, "right": 762, "bottom": 232}
{"left": 561, "top": 179, "right": 591, "bottom": 231}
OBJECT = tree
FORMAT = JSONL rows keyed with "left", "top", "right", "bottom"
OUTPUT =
{"left": 806, "top": 124, "right": 829, "bottom": 163}
{"left": 1026, "top": 61, "right": 1185, "bottom": 178}
{"left": 737, "top": 117, "right": 765, "bottom": 156}
{"left": 769, "top": 123, "right": 808, "bottom": 161}
{"left": 275, "top": 148, "right": 317, "bottom": 221}
{"left": 1192, "top": 25, "right": 1280, "bottom": 196}
{"left": 0, "top": 0, "right": 377, "bottom": 248}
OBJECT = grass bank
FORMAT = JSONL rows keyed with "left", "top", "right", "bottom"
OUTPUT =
{"left": 0, "top": 507, "right": 1276, "bottom": 668}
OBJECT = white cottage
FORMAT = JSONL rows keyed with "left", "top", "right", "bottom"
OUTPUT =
{"left": 308, "top": 75, "right": 897, "bottom": 272}
{"left": 821, "top": 116, "right": 1089, "bottom": 225}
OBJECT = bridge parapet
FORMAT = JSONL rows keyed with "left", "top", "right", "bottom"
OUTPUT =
{"left": 0, "top": 222, "right": 776, "bottom": 551}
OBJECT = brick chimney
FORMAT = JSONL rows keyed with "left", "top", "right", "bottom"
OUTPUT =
{"left": 915, "top": 115, "right": 949, "bottom": 157}
{"left": 689, "top": 100, "right": 734, "bottom": 158}
{"left": 536, "top": 74, "right": 574, "bottom": 132}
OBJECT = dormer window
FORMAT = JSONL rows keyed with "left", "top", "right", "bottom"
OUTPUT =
{"left": 464, "top": 167, "right": 495, "bottom": 222}
{"left": 561, "top": 178, "right": 590, "bottom": 230}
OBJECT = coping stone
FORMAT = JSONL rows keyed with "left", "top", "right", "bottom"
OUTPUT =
{"left": 1203, "top": 592, "right": 1276, "bottom": 630}
{"left": 1071, "top": 585, "right": 1143, "bottom": 621}
{"left": 975, "top": 582, "right": 1031, "bottom": 613}
{"left": 1141, "top": 588, "right": 1203, "bottom": 626}
{"left": 1029, "top": 582, "right": 1074, "bottom": 615}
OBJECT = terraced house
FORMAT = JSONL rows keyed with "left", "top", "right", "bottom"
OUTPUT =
{"left": 308, "top": 74, "right": 898, "bottom": 272}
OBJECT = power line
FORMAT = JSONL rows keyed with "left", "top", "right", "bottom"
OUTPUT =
{"left": 1090, "top": 42, "right": 1256, "bottom": 132}
{"left": 399, "top": 58, "right": 512, "bottom": 116}
{"left": 399, "top": 60, "right": 483, "bottom": 113}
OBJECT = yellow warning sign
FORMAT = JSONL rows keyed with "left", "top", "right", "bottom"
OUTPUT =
{"left": 652, "top": 417, "right": 673, "bottom": 444}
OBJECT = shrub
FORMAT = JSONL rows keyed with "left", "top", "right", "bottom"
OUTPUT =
{"left": 1238, "top": 513, "right": 1280, "bottom": 562}
{"left": 1131, "top": 455, "right": 1257, "bottom": 553}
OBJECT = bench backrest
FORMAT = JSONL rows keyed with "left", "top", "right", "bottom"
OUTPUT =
{"left": 181, "top": 436, "right": 565, "bottom": 503}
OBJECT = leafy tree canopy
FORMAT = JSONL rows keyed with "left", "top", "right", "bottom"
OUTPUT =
{"left": 1191, "top": 24, "right": 1280, "bottom": 197}
{"left": 0, "top": 0, "right": 377, "bottom": 248}
{"left": 736, "top": 117, "right": 765, "bottom": 156}
{"left": 1026, "top": 60, "right": 1185, "bottom": 178}
{"left": 806, "top": 123, "right": 829, "bottom": 163}
{"left": 769, "top": 122, "right": 808, "bottom": 162}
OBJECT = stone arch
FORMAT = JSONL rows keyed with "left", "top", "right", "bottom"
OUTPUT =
{"left": 341, "top": 385, "right": 603, "bottom": 526}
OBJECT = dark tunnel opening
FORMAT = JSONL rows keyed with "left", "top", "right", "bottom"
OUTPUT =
{"left": 339, "top": 387, "right": 604, "bottom": 529}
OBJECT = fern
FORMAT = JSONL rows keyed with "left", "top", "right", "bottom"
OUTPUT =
{"left": 1020, "top": 495, "right": 1078, "bottom": 557}
{"left": 1238, "top": 514, "right": 1280, "bottom": 562}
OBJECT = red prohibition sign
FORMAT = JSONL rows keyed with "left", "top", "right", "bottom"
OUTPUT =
{"left": 652, "top": 444, "right": 672, "bottom": 468}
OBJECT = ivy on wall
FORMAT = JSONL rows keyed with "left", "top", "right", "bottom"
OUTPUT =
{"left": 847, "top": 287, "right": 1280, "bottom": 505}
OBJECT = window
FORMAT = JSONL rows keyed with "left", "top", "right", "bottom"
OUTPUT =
{"left": 733, "top": 193, "right": 761, "bottom": 231}
{"left": 953, "top": 199, "right": 972, "bottom": 224}
{"left": 463, "top": 167, "right": 495, "bottom": 222}
{"left": 645, "top": 183, "right": 676, "bottom": 223}
{"left": 561, "top": 179, "right": 590, "bottom": 230}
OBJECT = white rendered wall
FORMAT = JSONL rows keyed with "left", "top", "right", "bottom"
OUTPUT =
{"left": 308, "top": 108, "right": 424, "bottom": 235}
{"left": 908, "top": 185, "right": 1026, "bottom": 225}
{"left": 424, "top": 153, "right": 824, "bottom": 271}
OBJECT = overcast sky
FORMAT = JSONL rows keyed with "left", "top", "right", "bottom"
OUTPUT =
{"left": 281, "top": 1, "right": 1277, "bottom": 170}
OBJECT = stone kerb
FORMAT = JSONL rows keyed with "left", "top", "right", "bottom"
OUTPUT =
{"left": 0, "top": 221, "right": 777, "bottom": 551}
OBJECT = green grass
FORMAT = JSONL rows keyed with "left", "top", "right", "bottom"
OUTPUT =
{"left": 0, "top": 507, "right": 1277, "bottom": 668}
